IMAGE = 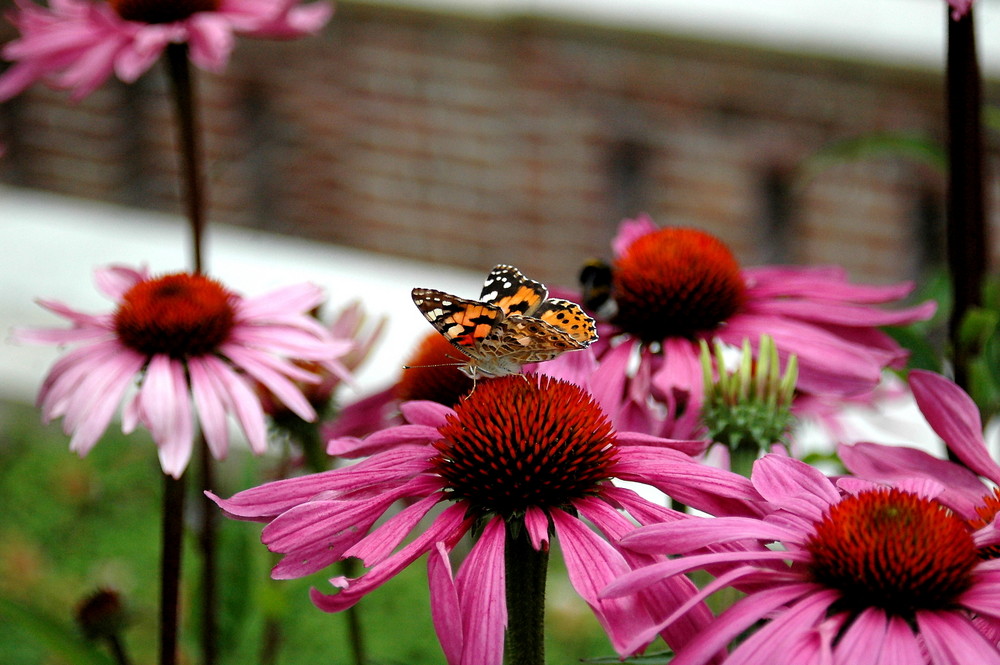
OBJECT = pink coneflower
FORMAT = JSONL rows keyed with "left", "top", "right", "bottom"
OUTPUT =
{"left": 212, "top": 374, "right": 761, "bottom": 663}
{"left": 841, "top": 369, "right": 1000, "bottom": 523}
{"left": 15, "top": 264, "right": 352, "bottom": 477}
{"left": 573, "top": 215, "right": 935, "bottom": 436}
{"left": 605, "top": 454, "right": 1000, "bottom": 664}
{"left": 0, "top": 0, "right": 332, "bottom": 101}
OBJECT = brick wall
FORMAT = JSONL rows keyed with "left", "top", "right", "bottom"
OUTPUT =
{"left": 1, "top": 2, "right": 997, "bottom": 290}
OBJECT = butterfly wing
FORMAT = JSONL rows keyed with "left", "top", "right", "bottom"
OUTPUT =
{"left": 532, "top": 298, "right": 598, "bottom": 346}
{"left": 411, "top": 288, "right": 503, "bottom": 352}
{"left": 479, "top": 264, "right": 548, "bottom": 317}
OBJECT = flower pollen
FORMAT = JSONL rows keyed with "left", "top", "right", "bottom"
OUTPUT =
{"left": 396, "top": 332, "right": 474, "bottom": 406}
{"left": 114, "top": 273, "right": 235, "bottom": 358}
{"left": 612, "top": 228, "right": 746, "bottom": 342}
{"left": 110, "top": 0, "right": 220, "bottom": 24}
{"left": 431, "top": 375, "right": 618, "bottom": 518}
{"left": 806, "top": 488, "right": 977, "bottom": 617}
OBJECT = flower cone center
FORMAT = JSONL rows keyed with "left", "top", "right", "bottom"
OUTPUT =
{"left": 806, "top": 488, "right": 977, "bottom": 617}
{"left": 395, "top": 332, "right": 474, "bottom": 406}
{"left": 431, "top": 375, "right": 618, "bottom": 518}
{"left": 114, "top": 273, "right": 235, "bottom": 358}
{"left": 110, "top": 0, "right": 220, "bottom": 24}
{"left": 612, "top": 228, "right": 746, "bottom": 342}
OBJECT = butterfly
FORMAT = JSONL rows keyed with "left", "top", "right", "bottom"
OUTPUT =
{"left": 411, "top": 264, "right": 598, "bottom": 379}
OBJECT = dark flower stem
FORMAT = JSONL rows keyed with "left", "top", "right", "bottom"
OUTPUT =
{"left": 198, "top": 438, "right": 218, "bottom": 665}
{"left": 945, "top": 7, "right": 987, "bottom": 391}
{"left": 504, "top": 523, "right": 548, "bottom": 665}
{"left": 165, "top": 42, "right": 206, "bottom": 275}
{"left": 106, "top": 634, "right": 133, "bottom": 665}
{"left": 165, "top": 42, "right": 217, "bottom": 665}
{"left": 159, "top": 473, "right": 186, "bottom": 665}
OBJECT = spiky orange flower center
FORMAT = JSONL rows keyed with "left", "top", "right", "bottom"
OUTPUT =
{"left": 395, "top": 332, "right": 474, "bottom": 406}
{"left": 968, "top": 487, "right": 1000, "bottom": 560}
{"left": 114, "top": 273, "right": 235, "bottom": 358}
{"left": 806, "top": 488, "right": 977, "bottom": 617}
{"left": 431, "top": 375, "right": 618, "bottom": 518}
{"left": 110, "top": 0, "right": 220, "bottom": 24}
{"left": 612, "top": 228, "right": 746, "bottom": 343}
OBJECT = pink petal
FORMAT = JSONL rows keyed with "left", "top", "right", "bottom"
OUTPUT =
{"left": 398, "top": 400, "right": 454, "bottom": 427}
{"left": 454, "top": 518, "right": 506, "bottom": 665}
{"left": 839, "top": 442, "right": 985, "bottom": 518}
{"left": 620, "top": 516, "right": 801, "bottom": 555}
{"left": 94, "top": 264, "right": 147, "bottom": 300}
{"left": 612, "top": 214, "right": 658, "bottom": 257}
{"left": 187, "top": 356, "right": 232, "bottom": 459}
{"left": 910, "top": 370, "right": 998, "bottom": 484}
{"left": 199, "top": 356, "right": 268, "bottom": 454}
{"left": 310, "top": 503, "right": 469, "bottom": 612}
{"left": 874, "top": 615, "right": 927, "bottom": 665}
{"left": 743, "top": 266, "right": 914, "bottom": 303}
{"left": 222, "top": 345, "right": 316, "bottom": 421}
{"left": 523, "top": 506, "right": 550, "bottom": 551}
{"left": 327, "top": 423, "right": 440, "bottom": 457}
{"left": 428, "top": 543, "right": 463, "bottom": 665}
{"left": 186, "top": 13, "right": 235, "bottom": 71}
{"left": 718, "top": 590, "right": 839, "bottom": 665}
{"left": 752, "top": 455, "right": 840, "bottom": 522}
{"left": 551, "top": 509, "right": 654, "bottom": 656}
{"left": 615, "top": 431, "right": 709, "bottom": 457}
{"left": 662, "top": 584, "right": 828, "bottom": 663}
{"left": 209, "top": 446, "right": 431, "bottom": 520}
{"left": 614, "top": 446, "right": 761, "bottom": 517}
{"left": 917, "top": 610, "right": 1000, "bottom": 664}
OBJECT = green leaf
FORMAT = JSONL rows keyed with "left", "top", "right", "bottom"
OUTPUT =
{"left": 0, "top": 597, "right": 116, "bottom": 665}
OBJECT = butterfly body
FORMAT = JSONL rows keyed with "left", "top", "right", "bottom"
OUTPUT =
{"left": 411, "top": 265, "right": 597, "bottom": 379}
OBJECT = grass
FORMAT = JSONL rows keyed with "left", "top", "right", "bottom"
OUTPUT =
{"left": 0, "top": 400, "right": 616, "bottom": 665}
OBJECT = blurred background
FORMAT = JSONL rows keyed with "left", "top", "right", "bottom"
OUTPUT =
{"left": 2, "top": 0, "right": 999, "bottom": 294}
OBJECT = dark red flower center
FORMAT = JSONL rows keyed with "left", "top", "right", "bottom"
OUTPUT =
{"left": 114, "top": 273, "right": 236, "bottom": 358}
{"left": 395, "top": 332, "right": 474, "bottom": 406}
{"left": 611, "top": 227, "right": 746, "bottom": 343}
{"left": 968, "top": 487, "right": 1000, "bottom": 560}
{"left": 806, "top": 488, "right": 978, "bottom": 617}
{"left": 110, "top": 0, "right": 220, "bottom": 24}
{"left": 431, "top": 375, "right": 618, "bottom": 518}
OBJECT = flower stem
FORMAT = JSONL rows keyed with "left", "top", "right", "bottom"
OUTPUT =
{"left": 165, "top": 42, "right": 206, "bottom": 275}
{"left": 198, "top": 439, "right": 218, "bottom": 665}
{"left": 165, "top": 41, "right": 216, "bottom": 665}
{"left": 160, "top": 472, "right": 186, "bottom": 665}
{"left": 945, "top": 6, "right": 987, "bottom": 391}
{"left": 105, "top": 634, "right": 133, "bottom": 665}
{"left": 504, "top": 523, "right": 548, "bottom": 665}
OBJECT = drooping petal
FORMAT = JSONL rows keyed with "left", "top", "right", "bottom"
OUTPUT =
{"left": 551, "top": 509, "right": 655, "bottom": 656}
{"left": 310, "top": 503, "right": 470, "bottom": 613}
{"left": 910, "top": 370, "right": 999, "bottom": 485}
{"left": 917, "top": 610, "right": 1000, "bottom": 665}
{"left": 454, "top": 518, "right": 506, "bottom": 665}
{"left": 428, "top": 543, "right": 463, "bottom": 665}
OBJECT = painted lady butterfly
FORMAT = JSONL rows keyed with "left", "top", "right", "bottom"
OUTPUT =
{"left": 411, "top": 264, "right": 598, "bottom": 379}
